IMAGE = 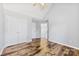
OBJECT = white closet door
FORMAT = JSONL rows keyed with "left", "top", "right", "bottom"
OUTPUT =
{"left": 27, "top": 17, "right": 32, "bottom": 42}
{"left": 17, "top": 18, "right": 28, "bottom": 43}
{"left": 5, "top": 15, "right": 32, "bottom": 46}
{"left": 5, "top": 15, "right": 18, "bottom": 46}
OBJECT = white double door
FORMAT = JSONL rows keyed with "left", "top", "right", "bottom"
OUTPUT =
{"left": 5, "top": 15, "right": 32, "bottom": 46}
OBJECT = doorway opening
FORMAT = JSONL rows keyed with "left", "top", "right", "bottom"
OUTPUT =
{"left": 32, "top": 20, "right": 48, "bottom": 41}
{"left": 41, "top": 21, "right": 48, "bottom": 40}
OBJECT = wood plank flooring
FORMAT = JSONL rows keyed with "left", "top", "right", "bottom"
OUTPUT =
{"left": 1, "top": 39, "right": 79, "bottom": 56}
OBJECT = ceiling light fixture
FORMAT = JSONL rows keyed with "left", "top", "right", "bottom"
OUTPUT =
{"left": 33, "top": 3, "right": 48, "bottom": 9}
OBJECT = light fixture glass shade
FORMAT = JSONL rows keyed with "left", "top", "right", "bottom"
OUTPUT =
{"left": 33, "top": 3, "right": 48, "bottom": 9}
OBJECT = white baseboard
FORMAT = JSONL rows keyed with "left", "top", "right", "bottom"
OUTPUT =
{"left": 0, "top": 46, "right": 6, "bottom": 55}
{"left": 49, "top": 40, "right": 79, "bottom": 50}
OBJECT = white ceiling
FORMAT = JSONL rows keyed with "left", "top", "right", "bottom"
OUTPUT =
{"left": 3, "top": 3, "right": 53, "bottom": 20}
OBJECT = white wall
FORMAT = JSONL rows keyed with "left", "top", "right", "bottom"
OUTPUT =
{"left": 3, "top": 3, "right": 52, "bottom": 20}
{"left": 32, "top": 22, "right": 41, "bottom": 38}
{"left": 32, "top": 22, "right": 36, "bottom": 38}
{"left": 49, "top": 4, "right": 79, "bottom": 48}
{"left": 36, "top": 22, "right": 41, "bottom": 38}
{"left": 0, "top": 4, "right": 5, "bottom": 50}
{"left": 2, "top": 3, "right": 79, "bottom": 48}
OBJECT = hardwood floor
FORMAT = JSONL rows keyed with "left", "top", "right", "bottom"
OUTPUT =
{"left": 1, "top": 39, "right": 79, "bottom": 56}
